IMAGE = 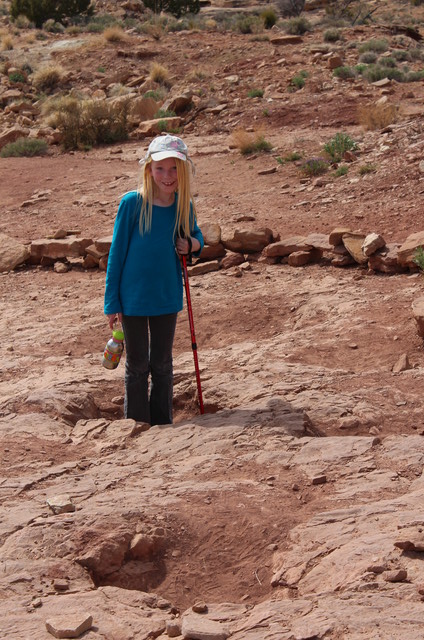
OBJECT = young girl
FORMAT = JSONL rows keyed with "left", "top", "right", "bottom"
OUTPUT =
{"left": 104, "top": 134, "right": 204, "bottom": 426}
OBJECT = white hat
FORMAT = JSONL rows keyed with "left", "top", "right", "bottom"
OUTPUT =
{"left": 140, "top": 134, "right": 190, "bottom": 164}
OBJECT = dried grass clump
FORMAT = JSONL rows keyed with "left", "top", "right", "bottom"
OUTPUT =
{"left": 103, "top": 26, "right": 126, "bottom": 43}
{"left": 32, "top": 64, "right": 65, "bottom": 92}
{"left": 1, "top": 34, "right": 14, "bottom": 50}
{"left": 358, "top": 102, "right": 399, "bottom": 131}
{"left": 43, "top": 96, "right": 130, "bottom": 149}
{"left": 150, "top": 63, "right": 170, "bottom": 86}
{"left": 232, "top": 129, "right": 272, "bottom": 155}
{"left": 186, "top": 67, "right": 211, "bottom": 82}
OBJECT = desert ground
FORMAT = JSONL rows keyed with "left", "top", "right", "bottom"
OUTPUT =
{"left": 3, "top": 0, "right": 424, "bottom": 638}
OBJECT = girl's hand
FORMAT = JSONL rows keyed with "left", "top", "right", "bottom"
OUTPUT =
{"left": 176, "top": 237, "right": 190, "bottom": 255}
{"left": 176, "top": 236, "right": 200, "bottom": 255}
{"left": 107, "top": 313, "right": 122, "bottom": 330}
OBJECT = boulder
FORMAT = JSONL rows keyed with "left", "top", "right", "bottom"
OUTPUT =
{"left": 264, "top": 236, "right": 311, "bottom": 258}
{"left": 362, "top": 232, "right": 386, "bottom": 257}
{"left": 201, "top": 222, "right": 221, "bottom": 246}
{"left": 329, "top": 227, "right": 352, "bottom": 246}
{"left": 199, "top": 243, "right": 226, "bottom": 261}
{"left": 397, "top": 231, "right": 424, "bottom": 268}
{"left": 0, "top": 125, "right": 29, "bottom": 150}
{"left": 30, "top": 237, "right": 92, "bottom": 263}
{"left": 342, "top": 232, "right": 368, "bottom": 265}
{"left": 368, "top": 243, "right": 404, "bottom": 274}
{"left": 132, "top": 117, "right": 182, "bottom": 138}
{"left": 0, "top": 233, "right": 29, "bottom": 271}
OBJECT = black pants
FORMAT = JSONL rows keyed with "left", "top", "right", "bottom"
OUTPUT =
{"left": 122, "top": 314, "right": 178, "bottom": 425}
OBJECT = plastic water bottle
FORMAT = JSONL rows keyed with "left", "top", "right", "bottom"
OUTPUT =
{"left": 102, "top": 327, "right": 124, "bottom": 370}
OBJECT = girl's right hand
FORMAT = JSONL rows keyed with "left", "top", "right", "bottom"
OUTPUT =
{"left": 107, "top": 313, "right": 123, "bottom": 330}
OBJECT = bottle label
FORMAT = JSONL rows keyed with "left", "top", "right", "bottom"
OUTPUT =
{"left": 103, "top": 348, "right": 121, "bottom": 364}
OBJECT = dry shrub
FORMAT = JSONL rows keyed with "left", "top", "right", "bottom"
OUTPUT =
{"left": 358, "top": 102, "right": 399, "bottom": 131}
{"left": 1, "top": 35, "right": 14, "bottom": 50}
{"left": 186, "top": 67, "right": 211, "bottom": 82}
{"left": 232, "top": 128, "right": 272, "bottom": 155}
{"left": 32, "top": 64, "right": 65, "bottom": 92}
{"left": 150, "top": 62, "right": 170, "bottom": 86}
{"left": 103, "top": 26, "right": 126, "bottom": 43}
{"left": 43, "top": 96, "right": 130, "bottom": 149}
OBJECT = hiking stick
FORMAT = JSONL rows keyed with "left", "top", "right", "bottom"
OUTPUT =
{"left": 182, "top": 255, "right": 204, "bottom": 414}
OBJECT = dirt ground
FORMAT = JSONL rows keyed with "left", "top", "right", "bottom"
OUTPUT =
{"left": 3, "top": 0, "right": 424, "bottom": 615}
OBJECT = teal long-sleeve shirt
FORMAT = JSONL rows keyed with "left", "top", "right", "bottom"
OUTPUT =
{"left": 104, "top": 191, "right": 204, "bottom": 317}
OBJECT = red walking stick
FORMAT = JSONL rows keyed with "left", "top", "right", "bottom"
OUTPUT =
{"left": 182, "top": 255, "right": 204, "bottom": 414}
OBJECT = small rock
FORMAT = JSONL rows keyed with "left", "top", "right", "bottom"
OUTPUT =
{"left": 192, "top": 601, "right": 208, "bottom": 613}
{"left": 166, "top": 619, "right": 182, "bottom": 637}
{"left": 311, "top": 475, "right": 327, "bottom": 485}
{"left": 384, "top": 569, "right": 407, "bottom": 583}
{"left": 46, "top": 495, "right": 75, "bottom": 515}
{"left": 392, "top": 353, "right": 411, "bottom": 373}
{"left": 53, "top": 579, "right": 70, "bottom": 592}
{"left": 45, "top": 613, "right": 93, "bottom": 639}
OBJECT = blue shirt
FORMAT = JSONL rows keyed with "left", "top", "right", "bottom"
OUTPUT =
{"left": 104, "top": 191, "right": 204, "bottom": 316}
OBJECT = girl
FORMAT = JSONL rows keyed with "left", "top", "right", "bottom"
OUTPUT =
{"left": 104, "top": 134, "right": 204, "bottom": 425}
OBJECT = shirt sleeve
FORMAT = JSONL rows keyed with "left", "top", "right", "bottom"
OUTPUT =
{"left": 190, "top": 204, "right": 204, "bottom": 257}
{"left": 104, "top": 192, "right": 140, "bottom": 315}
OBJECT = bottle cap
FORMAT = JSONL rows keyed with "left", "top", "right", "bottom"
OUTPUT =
{"left": 112, "top": 329, "right": 124, "bottom": 341}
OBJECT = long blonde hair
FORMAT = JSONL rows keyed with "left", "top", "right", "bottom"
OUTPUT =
{"left": 138, "top": 157, "right": 195, "bottom": 239}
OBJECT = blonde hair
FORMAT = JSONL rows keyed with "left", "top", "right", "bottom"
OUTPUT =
{"left": 138, "top": 157, "right": 195, "bottom": 239}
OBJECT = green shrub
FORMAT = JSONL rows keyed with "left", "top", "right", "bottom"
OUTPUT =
{"left": 363, "top": 65, "right": 404, "bottom": 83}
{"left": 358, "top": 163, "right": 376, "bottom": 175}
{"left": 9, "top": 71, "right": 26, "bottom": 82}
{"left": 358, "top": 38, "right": 388, "bottom": 54}
{"left": 143, "top": 0, "right": 199, "bottom": 18}
{"left": 248, "top": 88, "right": 264, "bottom": 98}
{"left": 334, "top": 164, "right": 349, "bottom": 177}
{"left": 288, "top": 69, "right": 307, "bottom": 91}
{"left": 323, "top": 28, "right": 341, "bottom": 42}
{"left": 154, "top": 108, "right": 176, "bottom": 118}
{"left": 0, "top": 137, "right": 48, "bottom": 157}
{"left": 392, "top": 49, "right": 409, "bottom": 62}
{"left": 42, "top": 18, "right": 65, "bottom": 32}
{"left": 323, "top": 132, "right": 357, "bottom": 162}
{"left": 358, "top": 51, "right": 377, "bottom": 64}
{"left": 284, "top": 151, "right": 302, "bottom": 162}
{"left": 47, "top": 97, "right": 130, "bottom": 150}
{"left": 301, "top": 157, "right": 328, "bottom": 176}
{"left": 406, "top": 70, "right": 424, "bottom": 82}
{"left": 143, "top": 89, "right": 166, "bottom": 101}
{"left": 285, "top": 16, "right": 311, "bottom": 35}
{"left": 232, "top": 129, "right": 272, "bottom": 155}
{"left": 379, "top": 56, "right": 397, "bottom": 68}
{"left": 261, "top": 8, "right": 277, "bottom": 29}
{"left": 355, "top": 63, "right": 367, "bottom": 75}
{"left": 10, "top": 0, "right": 93, "bottom": 28}
{"left": 236, "top": 15, "right": 261, "bottom": 34}
{"left": 85, "top": 13, "right": 118, "bottom": 32}
{"left": 333, "top": 65, "right": 356, "bottom": 80}
{"left": 413, "top": 246, "right": 424, "bottom": 270}
{"left": 409, "top": 48, "right": 424, "bottom": 61}
{"left": 277, "top": 151, "right": 302, "bottom": 164}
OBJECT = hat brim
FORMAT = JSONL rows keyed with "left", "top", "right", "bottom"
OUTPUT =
{"left": 150, "top": 150, "right": 187, "bottom": 162}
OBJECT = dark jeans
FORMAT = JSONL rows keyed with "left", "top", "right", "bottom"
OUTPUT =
{"left": 122, "top": 314, "right": 178, "bottom": 425}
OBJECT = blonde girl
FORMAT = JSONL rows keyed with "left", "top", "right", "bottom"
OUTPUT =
{"left": 104, "top": 135, "right": 204, "bottom": 425}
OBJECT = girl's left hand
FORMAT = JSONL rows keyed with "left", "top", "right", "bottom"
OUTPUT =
{"left": 176, "top": 237, "right": 190, "bottom": 255}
